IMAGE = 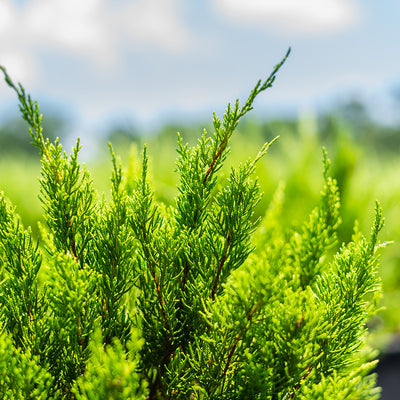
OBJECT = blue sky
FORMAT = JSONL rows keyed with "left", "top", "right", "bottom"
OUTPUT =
{"left": 0, "top": 0, "right": 399, "bottom": 139}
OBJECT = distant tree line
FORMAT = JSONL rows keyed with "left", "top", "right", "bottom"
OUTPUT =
{"left": 1, "top": 96, "right": 399, "bottom": 157}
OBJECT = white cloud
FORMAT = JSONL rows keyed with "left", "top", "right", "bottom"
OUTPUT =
{"left": 24, "top": 0, "right": 112, "bottom": 58}
{"left": 119, "top": 0, "right": 192, "bottom": 52}
{"left": 0, "top": 1, "right": 16, "bottom": 35}
{"left": 214, "top": 0, "right": 359, "bottom": 34}
{"left": 0, "top": 0, "right": 192, "bottom": 86}
{"left": 1, "top": 52, "right": 39, "bottom": 85}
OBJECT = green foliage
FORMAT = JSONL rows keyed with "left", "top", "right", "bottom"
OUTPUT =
{"left": 72, "top": 328, "right": 147, "bottom": 400}
{"left": 0, "top": 194, "right": 44, "bottom": 352}
{"left": 0, "top": 330, "right": 56, "bottom": 399}
{"left": 0, "top": 50, "right": 386, "bottom": 399}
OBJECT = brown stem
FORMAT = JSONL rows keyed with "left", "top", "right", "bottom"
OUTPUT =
{"left": 103, "top": 298, "right": 107, "bottom": 319}
{"left": 222, "top": 335, "right": 239, "bottom": 377}
{"left": 217, "top": 300, "right": 262, "bottom": 394}
{"left": 146, "top": 251, "right": 173, "bottom": 399}
{"left": 141, "top": 233, "right": 172, "bottom": 335}
{"left": 29, "top": 310, "right": 34, "bottom": 349}
{"left": 203, "top": 138, "right": 227, "bottom": 186}
{"left": 69, "top": 219, "right": 79, "bottom": 263}
{"left": 181, "top": 135, "right": 229, "bottom": 292}
{"left": 112, "top": 236, "right": 118, "bottom": 278}
{"left": 211, "top": 232, "right": 231, "bottom": 300}
{"left": 140, "top": 232, "right": 174, "bottom": 399}
{"left": 287, "top": 365, "right": 312, "bottom": 399}
{"left": 150, "top": 258, "right": 172, "bottom": 334}
{"left": 181, "top": 259, "right": 189, "bottom": 289}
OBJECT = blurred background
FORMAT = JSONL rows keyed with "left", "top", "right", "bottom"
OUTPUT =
{"left": 0, "top": 1, "right": 400, "bottom": 397}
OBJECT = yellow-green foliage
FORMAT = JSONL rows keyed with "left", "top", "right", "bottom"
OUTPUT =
{"left": 0, "top": 52, "right": 389, "bottom": 399}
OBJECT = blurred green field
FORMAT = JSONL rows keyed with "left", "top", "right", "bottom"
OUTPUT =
{"left": 1, "top": 111, "right": 400, "bottom": 351}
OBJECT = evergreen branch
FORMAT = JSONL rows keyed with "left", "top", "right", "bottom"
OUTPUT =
{"left": 142, "top": 242, "right": 172, "bottom": 336}
{"left": 209, "top": 142, "right": 274, "bottom": 301}
{"left": 223, "top": 300, "right": 261, "bottom": 373}
{"left": 139, "top": 242, "right": 175, "bottom": 398}
{"left": 180, "top": 259, "right": 190, "bottom": 290}
{"left": 216, "top": 299, "right": 264, "bottom": 395}
{"left": 211, "top": 231, "right": 231, "bottom": 300}
{"left": 368, "top": 201, "right": 384, "bottom": 256}
{"left": 202, "top": 133, "right": 228, "bottom": 186}
{"left": 203, "top": 48, "right": 290, "bottom": 186}
{"left": 134, "top": 147, "right": 172, "bottom": 336}
{"left": 284, "top": 366, "right": 312, "bottom": 399}
{"left": 0, "top": 65, "right": 48, "bottom": 157}
{"left": 69, "top": 219, "right": 79, "bottom": 262}
{"left": 1, "top": 49, "right": 386, "bottom": 400}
